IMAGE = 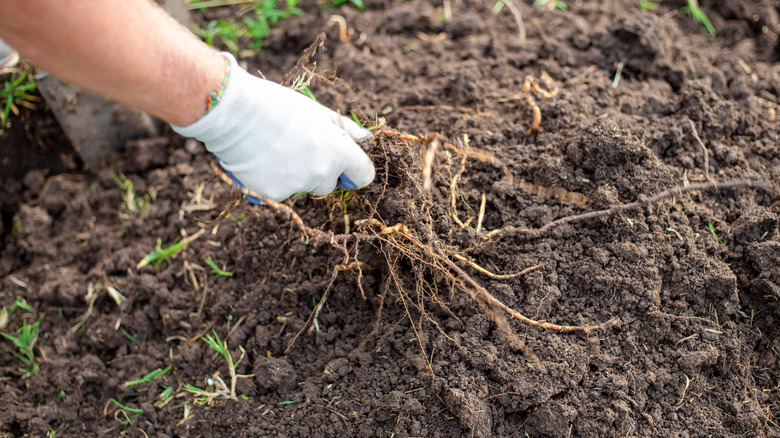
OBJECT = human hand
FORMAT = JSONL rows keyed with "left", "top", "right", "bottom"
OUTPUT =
{"left": 172, "top": 53, "right": 375, "bottom": 202}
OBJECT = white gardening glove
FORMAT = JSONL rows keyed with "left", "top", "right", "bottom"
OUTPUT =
{"left": 172, "top": 53, "right": 375, "bottom": 202}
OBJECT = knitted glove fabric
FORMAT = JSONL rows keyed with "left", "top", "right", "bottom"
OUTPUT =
{"left": 172, "top": 53, "right": 375, "bottom": 202}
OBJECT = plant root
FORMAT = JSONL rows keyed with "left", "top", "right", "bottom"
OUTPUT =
{"left": 687, "top": 119, "right": 713, "bottom": 184}
{"left": 439, "top": 244, "right": 614, "bottom": 332}
{"left": 515, "top": 179, "right": 588, "bottom": 208}
{"left": 453, "top": 253, "right": 540, "bottom": 279}
{"left": 328, "top": 15, "right": 354, "bottom": 42}
{"left": 491, "top": 179, "right": 772, "bottom": 241}
{"left": 525, "top": 99, "right": 541, "bottom": 136}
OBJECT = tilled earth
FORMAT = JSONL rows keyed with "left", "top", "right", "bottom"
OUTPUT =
{"left": 1, "top": 1, "right": 780, "bottom": 437}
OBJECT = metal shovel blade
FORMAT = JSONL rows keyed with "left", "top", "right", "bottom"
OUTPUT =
{"left": 37, "top": 76, "right": 161, "bottom": 170}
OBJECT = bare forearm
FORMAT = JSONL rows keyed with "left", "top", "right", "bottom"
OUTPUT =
{"left": 0, "top": 0, "right": 223, "bottom": 126}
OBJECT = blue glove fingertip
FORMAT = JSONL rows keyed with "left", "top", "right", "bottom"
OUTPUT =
{"left": 218, "top": 159, "right": 263, "bottom": 205}
{"left": 355, "top": 127, "right": 374, "bottom": 141}
{"left": 337, "top": 174, "right": 358, "bottom": 190}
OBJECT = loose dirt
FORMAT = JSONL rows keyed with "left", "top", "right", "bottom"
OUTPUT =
{"left": 1, "top": 1, "right": 780, "bottom": 437}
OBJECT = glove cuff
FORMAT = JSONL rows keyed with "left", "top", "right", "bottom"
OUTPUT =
{"left": 171, "top": 53, "right": 288, "bottom": 164}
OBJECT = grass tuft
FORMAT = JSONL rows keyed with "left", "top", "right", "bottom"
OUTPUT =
{"left": 183, "top": 329, "right": 250, "bottom": 405}
{"left": 2, "top": 312, "right": 42, "bottom": 377}
{"left": 203, "top": 330, "right": 232, "bottom": 366}
{"left": 194, "top": 0, "right": 304, "bottom": 54}
{"left": 138, "top": 238, "right": 187, "bottom": 269}
{"left": 1, "top": 69, "right": 40, "bottom": 129}
{"left": 110, "top": 172, "right": 155, "bottom": 218}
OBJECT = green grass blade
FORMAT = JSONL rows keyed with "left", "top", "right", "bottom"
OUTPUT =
{"left": 124, "top": 365, "right": 172, "bottom": 386}
{"left": 109, "top": 398, "right": 144, "bottom": 415}
{"left": 10, "top": 297, "right": 34, "bottom": 314}
{"left": 183, "top": 383, "right": 206, "bottom": 394}
{"left": 278, "top": 400, "right": 297, "bottom": 406}
{"left": 137, "top": 230, "right": 204, "bottom": 270}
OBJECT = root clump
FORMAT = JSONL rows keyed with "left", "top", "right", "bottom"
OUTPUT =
{"left": 212, "top": 126, "right": 615, "bottom": 367}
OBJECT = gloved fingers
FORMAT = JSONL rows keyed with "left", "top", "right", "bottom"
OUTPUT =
{"left": 310, "top": 176, "right": 340, "bottom": 197}
{"left": 329, "top": 112, "right": 373, "bottom": 141}
{"left": 338, "top": 139, "right": 376, "bottom": 190}
{"left": 337, "top": 174, "right": 357, "bottom": 190}
{"left": 217, "top": 159, "right": 264, "bottom": 204}
{"left": 219, "top": 158, "right": 297, "bottom": 202}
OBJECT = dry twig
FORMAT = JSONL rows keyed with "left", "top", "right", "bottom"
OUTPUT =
{"left": 499, "top": 0, "right": 527, "bottom": 43}
{"left": 687, "top": 119, "right": 713, "bottom": 184}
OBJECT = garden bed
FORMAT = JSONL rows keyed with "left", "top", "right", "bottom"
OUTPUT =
{"left": 1, "top": 0, "right": 779, "bottom": 436}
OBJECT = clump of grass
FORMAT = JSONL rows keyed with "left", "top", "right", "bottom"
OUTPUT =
{"left": 1, "top": 69, "right": 40, "bottom": 129}
{"left": 183, "top": 329, "right": 249, "bottom": 405}
{"left": 110, "top": 172, "right": 155, "bottom": 218}
{"left": 202, "top": 330, "right": 240, "bottom": 391}
{"left": 682, "top": 0, "right": 716, "bottom": 36}
{"left": 110, "top": 364, "right": 173, "bottom": 426}
{"left": 194, "top": 0, "right": 304, "bottom": 54}
{"left": 2, "top": 315, "right": 43, "bottom": 377}
{"left": 108, "top": 364, "right": 173, "bottom": 427}
{"left": 0, "top": 70, "right": 41, "bottom": 130}
{"left": 197, "top": 20, "right": 243, "bottom": 54}
{"left": 1, "top": 297, "right": 41, "bottom": 377}
{"left": 138, "top": 239, "right": 188, "bottom": 269}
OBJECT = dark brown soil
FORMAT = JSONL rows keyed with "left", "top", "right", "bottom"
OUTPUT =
{"left": 2, "top": 1, "right": 780, "bottom": 437}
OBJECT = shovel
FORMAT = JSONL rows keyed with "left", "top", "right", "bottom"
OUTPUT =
{"left": 37, "top": 76, "right": 161, "bottom": 169}
{"left": 36, "top": 0, "right": 192, "bottom": 170}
